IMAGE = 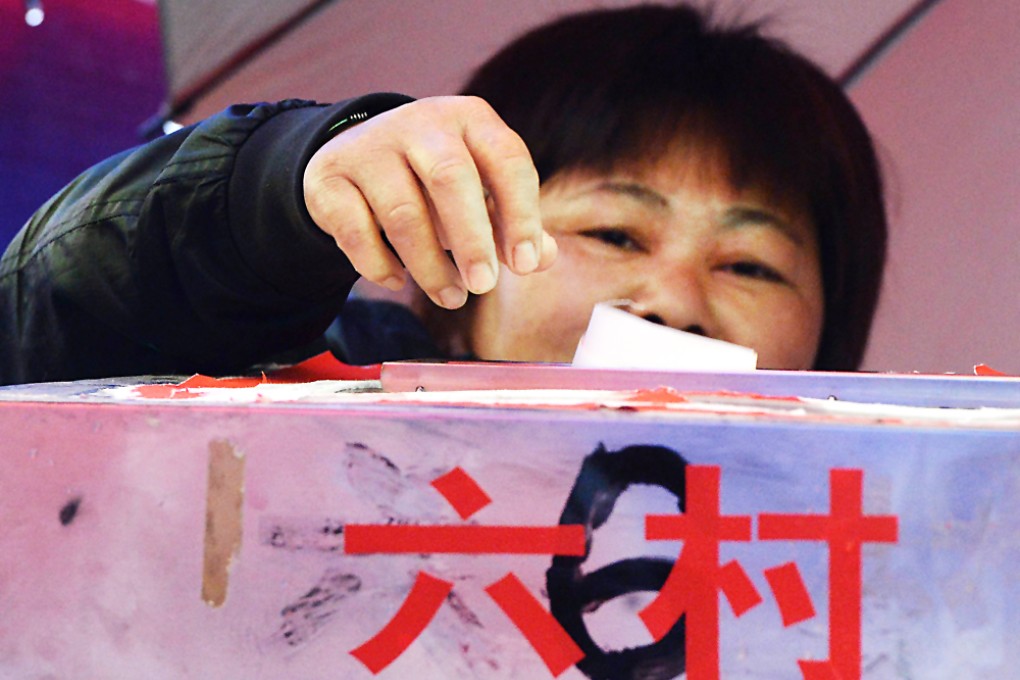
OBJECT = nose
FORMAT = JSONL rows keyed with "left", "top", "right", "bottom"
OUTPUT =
{"left": 624, "top": 265, "right": 716, "bottom": 338}
{"left": 641, "top": 312, "right": 707, "bottom": 337}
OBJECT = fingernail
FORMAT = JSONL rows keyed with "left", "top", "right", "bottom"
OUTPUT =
{"left": 512, "top": 241, "right": 539, "bottom": 273}
{"left": 438, "top": 285, "right": 468, "bottom": 309}
{"left": 467, "top": 261, "right": 497, "bottom": 293}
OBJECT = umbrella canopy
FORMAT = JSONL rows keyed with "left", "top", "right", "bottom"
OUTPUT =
{"left": 159, "top": 0, "right": 924, "bottom": 124}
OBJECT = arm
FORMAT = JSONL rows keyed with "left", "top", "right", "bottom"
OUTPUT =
{"left": 1, "top": 94, "right": 557, "bottom": 386}
{"left": 0, "top": 95, "right": 412, "bottom": 384}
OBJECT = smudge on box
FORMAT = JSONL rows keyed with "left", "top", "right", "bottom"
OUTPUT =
{"left": 202, "top": 439, "right": 245, "bottom": 607}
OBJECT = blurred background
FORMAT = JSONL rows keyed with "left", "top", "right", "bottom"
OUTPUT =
{"left": 1, "top": 0, "right": 1017, "bottom": 374}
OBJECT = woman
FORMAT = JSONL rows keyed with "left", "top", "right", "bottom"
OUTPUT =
{"left": 0, "top": 4, "right": 885, "bottom": 385}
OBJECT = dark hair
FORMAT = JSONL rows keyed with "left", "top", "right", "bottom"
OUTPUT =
{"left": 459, "top": 4, "right": 887, "bottom": 370}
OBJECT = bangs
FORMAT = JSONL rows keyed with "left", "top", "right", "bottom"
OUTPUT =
{"left": 599, "top": 89, "right": 828, "bottom": 221}
{"left": 474, "top": 27, "right": 838, "bottom": 222}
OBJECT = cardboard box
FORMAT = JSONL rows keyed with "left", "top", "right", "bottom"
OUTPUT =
{"left": 1, "top": 370, "right": 1018, "bottom": 678}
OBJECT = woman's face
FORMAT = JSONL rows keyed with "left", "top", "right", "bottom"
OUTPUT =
{"left": 468, "top": 154, "right": 825, "bottom": 369}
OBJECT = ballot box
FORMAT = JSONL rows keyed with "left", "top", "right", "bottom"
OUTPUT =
{"left": 1, "top": 365, "right": 1019, "bottom": 679}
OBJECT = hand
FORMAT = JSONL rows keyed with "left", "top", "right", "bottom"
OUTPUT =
{"left": 304, "top": 96, "right": 557, "bottom": 309}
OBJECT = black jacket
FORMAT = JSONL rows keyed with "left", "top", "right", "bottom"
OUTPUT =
{"left": 0, "top": 94, "right": 418, "bottom": 385}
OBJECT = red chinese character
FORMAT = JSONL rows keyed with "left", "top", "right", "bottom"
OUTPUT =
{"left": 344, "top": 466, "right": 586, "bottom": 675}
{"left": 641, "top": 464, "right": 755, "bottom": 680}
{"left": 763, "top": 561, "right": 817, "bottom": 627}
{"left": 758, "top": 468, "right": 899, "bottom": 680}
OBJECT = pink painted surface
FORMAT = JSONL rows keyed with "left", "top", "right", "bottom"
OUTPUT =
{"left": 855, "top": 0, "right": 1020, "bottom": 373}
{"left": 2, "top": 374, "right": 1020, "bottom": 677}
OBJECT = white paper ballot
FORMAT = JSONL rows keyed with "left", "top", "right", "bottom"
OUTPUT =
{"left": 572, "top": 302, "right": 758, "bottom": 372}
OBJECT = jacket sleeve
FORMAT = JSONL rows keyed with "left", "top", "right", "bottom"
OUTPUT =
{"left": 0, "top": 93, "right": 414, "bottom": 385}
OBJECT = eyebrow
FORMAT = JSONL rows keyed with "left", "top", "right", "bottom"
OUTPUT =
{"left": 720, "top": 206, "right": 805, "bottom": 246}
{"left": 589, "top": 181, "right": 670, "bottom": 209}
{"left": 584, "top": 181, "right": 808, "bottom": 246}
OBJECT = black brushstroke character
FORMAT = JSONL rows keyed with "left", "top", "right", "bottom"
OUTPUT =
{"left": 547, "top": 444, "right": 688, "bottom": 680}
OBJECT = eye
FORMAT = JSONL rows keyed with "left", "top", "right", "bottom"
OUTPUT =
{"left": 579, "top": 227, "right": 643, "bottom": 252}
{"left": 722, "top": 261, "right": 787, "bottom": 284}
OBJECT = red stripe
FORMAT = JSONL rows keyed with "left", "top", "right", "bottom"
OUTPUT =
{"left": 430, "top": 467, "right": 492, "bottom": 519}
{"left": 798, "top": 660, "right": 842, "bottom": 680}
{"left": 486, "top": 573, "right": 584, "bottom": 676}
{"left": 764, "top": 562, "right": 816, "bottom": 626}
{"left": 268, "top": 352, "right": 381, "bottom": 381}
{"left": 345, "top": 525, "right": 585, "bottom": 555}
{"left": 718, "top": 560, "right": 762, "bottom": 617}
{"left": 349, "top": 572, "right": 453, "bottom": 673}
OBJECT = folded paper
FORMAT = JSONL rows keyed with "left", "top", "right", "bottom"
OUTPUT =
{"left": 572, "top": 302, "right": 758, "bottom": 372}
